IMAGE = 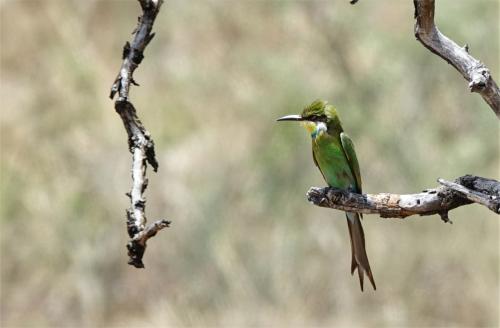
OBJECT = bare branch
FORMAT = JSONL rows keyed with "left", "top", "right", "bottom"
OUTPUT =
{"left": 110, "top": 0, "right": 163, "bottom": 101}
{"left": 307, "top": 175, "right": 499, "bottom": 221}
{"left": 127, "top": 219, "right": 171, "bottom": 267}
{"left": 413, "top": 0, "right": 500, "bottom": 117}
{"left": 438, "top": 178, "right": 500, "bottom": 214}
{"left": 110, "top": 0, "right": 169, "bottom": 268}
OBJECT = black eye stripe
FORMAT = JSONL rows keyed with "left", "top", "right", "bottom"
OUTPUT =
{"left": 304, "top": 114, "right": 327, "bottom": 122}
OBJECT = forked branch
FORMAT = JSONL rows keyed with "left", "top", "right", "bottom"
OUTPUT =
{"left": 307, "top": 175, "right": 499, "bottom": 221}
{"left": 413, "top": 0, "right": 500, "bottom": 117}
{"left": 110, "top": 0, "right": 170, "bottom": 268}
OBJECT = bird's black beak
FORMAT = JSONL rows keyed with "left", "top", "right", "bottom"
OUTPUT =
{"left": 276, "top": 114, "right": 304, "bottom": 122}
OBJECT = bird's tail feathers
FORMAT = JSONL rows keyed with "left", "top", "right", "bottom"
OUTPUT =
{"left": 346, "top": 212, "right": 376, "bottom": 291}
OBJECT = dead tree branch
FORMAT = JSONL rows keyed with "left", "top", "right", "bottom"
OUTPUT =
{"left": 413, "top": 0, "right": 500, "bottom": 117}
{"left": 438, "top": 177, "right": 500, "bottom": 214}
{"left": 307, "top": 175, "right": 499, "bottom": 221}
{"left": 110, "top": 0, "right": 170, "bottom": 268}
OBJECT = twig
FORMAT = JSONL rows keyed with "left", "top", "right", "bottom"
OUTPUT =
{"left": 438, "top": 178, "right": 500, "bottom": 214}
{"left": 307, "top": 175, "right": 499, "bottom": 221}
{"left": 413, "top": 0, "right": 500, "bottom": 117}
{"left": 110, "top": 0, "right": 169, "bottom": 268}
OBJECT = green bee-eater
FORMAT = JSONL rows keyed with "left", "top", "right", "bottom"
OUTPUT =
{"left": 277, "top": 100, "right": 376, "bottom": 291}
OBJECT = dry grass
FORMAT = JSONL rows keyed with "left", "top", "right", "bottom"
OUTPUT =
{"left": 1, "top": 0, "right": 498, "bottom": 327}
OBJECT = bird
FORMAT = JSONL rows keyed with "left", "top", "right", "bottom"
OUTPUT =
{"left": 277, "top": 100, "right": 376, "bottom": 291}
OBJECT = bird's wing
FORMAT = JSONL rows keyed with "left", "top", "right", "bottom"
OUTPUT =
{"left": 340, "top": 132, "right": 362, "bottom": 193}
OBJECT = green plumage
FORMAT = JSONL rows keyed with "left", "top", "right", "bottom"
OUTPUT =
{"left": 302, "top": 101, "right": 361, "bottom": 193}
{"left": 312, "top": 132, "right": 357, "bottom": 191}
{"left": 279, "top": 100, "right": 376, "bottom": 291}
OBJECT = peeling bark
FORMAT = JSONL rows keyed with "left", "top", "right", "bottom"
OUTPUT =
{"left": 413, "top": 0, "right": 500, "bottom": 117}
{"left": 307, "top": 175, "right": 499, "bottom": 221}
{"left": 110, "top": 0, "right": 170, "bottom": 268}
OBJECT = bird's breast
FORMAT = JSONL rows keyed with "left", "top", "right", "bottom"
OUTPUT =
{"left": 312, "top": 135, "right": 356, "bottom": 190}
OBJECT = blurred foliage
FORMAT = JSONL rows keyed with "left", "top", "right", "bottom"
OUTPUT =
{"left": 1, "top": 0, "right": 499, "bottom": 327}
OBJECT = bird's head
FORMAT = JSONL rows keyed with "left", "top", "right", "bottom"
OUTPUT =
{"left": 277, "top": 100, "right": 341, "bottom": 138}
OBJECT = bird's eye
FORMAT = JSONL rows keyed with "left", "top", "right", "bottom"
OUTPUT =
{"left": 309, "top": 115, "right": 325, "bottom": 122}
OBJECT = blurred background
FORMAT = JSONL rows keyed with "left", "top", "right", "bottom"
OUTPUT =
{"left": 1, "top": 0, "right": 498, "bottom": 327}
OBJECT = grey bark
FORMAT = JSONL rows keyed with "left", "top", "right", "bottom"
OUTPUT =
{"left": 110, "top": 0, "right": 170, "bottom": 268}
{"left": 307, "top": 175, "right": 499, "bottom": 221}
{"left": 414, "top": 0, "right": 500, "bottom": 117}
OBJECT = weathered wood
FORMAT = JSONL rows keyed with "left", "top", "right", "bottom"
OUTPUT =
{"left": 413, "top": 0, "right": 500, "bottom": 117}
{"left": 307, "top": 175, "right": 499, "bottom": 221}
{"left": 110, "top": 0, "right": 169, "bottom": 268}
{"left": 438, "top": 176, "right": 500, "bottom": 214}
